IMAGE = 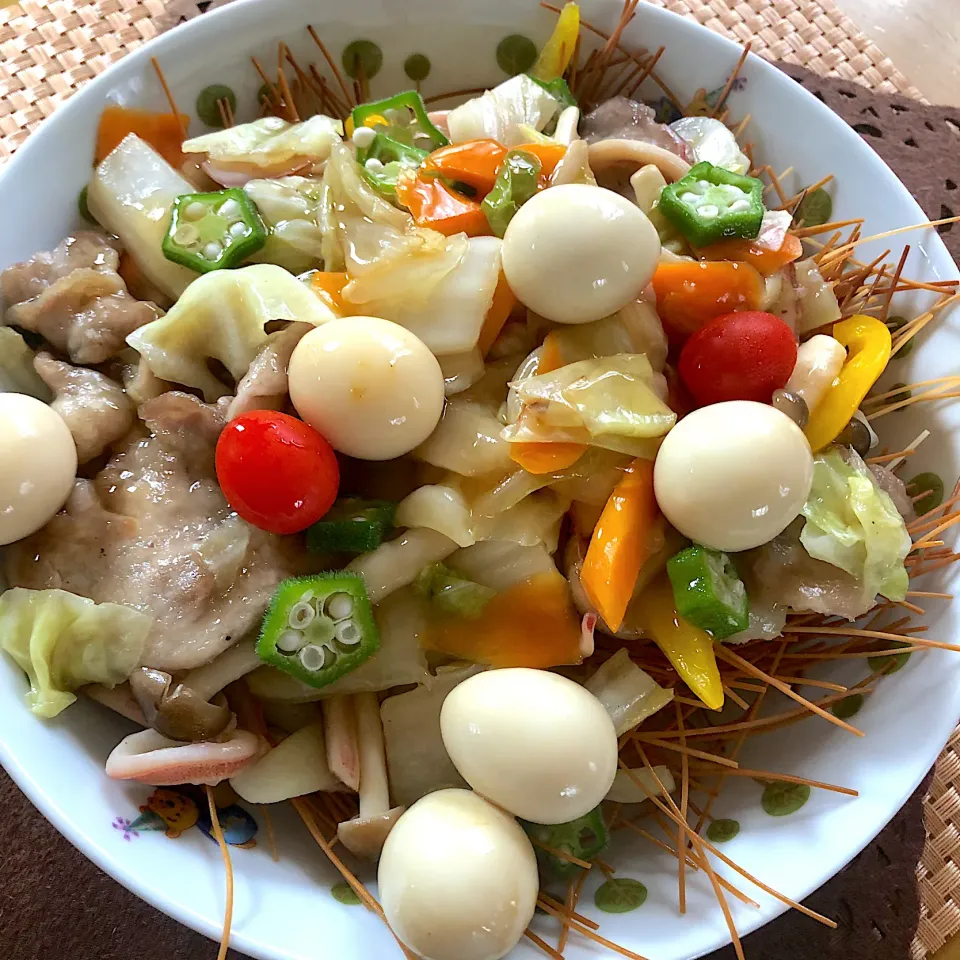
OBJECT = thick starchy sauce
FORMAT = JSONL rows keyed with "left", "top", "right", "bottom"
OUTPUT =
{"left": 422, "top": 571, "right": 582, "bottom": 667}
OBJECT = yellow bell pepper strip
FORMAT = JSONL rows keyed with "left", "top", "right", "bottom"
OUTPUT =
{"left": 581, "top": 458, "right": 657, "bottom": 632}
{"left": 395, "top": 174, "right": 491, "bottom": 237}
{"left": 631, "top": 573, "right": 724, "bottom": 711}
{"left": 531, "top": 1, "right": 580, "bottom": 81}
{"left": 510, "top": 441, "right": 586, "bottom": 474}
{"left": 651, "top": 260, "right": 765, "bottom": 345}
{"left": 477, "top": 272, "right": 518, "bottom": 356}
{"left": 422, "top": 139, "right": 508, "bottom": 195}
{"left": 804, "top": 314, "right": 891, "bottom": 452}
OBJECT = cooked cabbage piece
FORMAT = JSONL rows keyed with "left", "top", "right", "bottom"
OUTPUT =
{"left": 182, "top": 115, "right": 342, "bottom": 170}
{"left": 244, "top": 176, "right": 326, "bottom": 274}
{"left": 800, "top": 447, "right": 911, "bottom": 606}
{"left": 0, "top": 588, "right": 150, "bottom": 718}
{"left": 448, "top": 75, "right": 561, "bottom": 146}
{"left": 126, "top": 263, "right": 335, "bottom": 400}
{"left": 87, "top": 134, "right": 199, "bottom": 300}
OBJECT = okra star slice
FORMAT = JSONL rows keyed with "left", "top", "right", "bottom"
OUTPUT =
{"left": 257, "top": 573, "right": 380, "bottom": 689}
{"left": 666, "top": 545, "right": 749, "bottom": 639}
{"left": 658, "top": 161, "right": 765, "bottom": 248}
{"left": 162, "top": 187, "right": 267, "bottom": 273}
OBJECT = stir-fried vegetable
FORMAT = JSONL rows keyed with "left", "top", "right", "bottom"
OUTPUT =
{"left": 257, "top": 574, "right": 380, "bottom": 689}
{"left": 581, "top": 458, "right": 658, "bottom": 632}
{"left": 96, "top": 105, "right": 189, "bottom": 168}
{"left": 804, "top": 315, "right": 891, "bottom": 452}
{"left": 651, "top": 259, "right": 765, "bottom": 342}
{"left": 631, "top": 574, "right": 724, "bottom": 711}
{"left": 350, "top": 90, "right": 448, "bottom": 156}
{"left": 529, "top": 1, "right": 580, "bottom": 81}
{"left": 800, "top": 448, "right": 911, "bottom": 606}
{"left": 584, "top": 648, "right": 673, "bottom": 735}
{"left": 447, "top": 74, "right": 561, "bottom": 146}
{"left": 395, "top": 174, "right": 489, "bottom": 237}
{"left": 666, "top": 546, "right": 749, "bottom": 639}
{"left": 415, "top": 562, "right": 497, "bottom": 619}
{"left": 162, "top": 187, "right": 267, "bottom": 272}
{"left": 307, "top": 498, "right": 397, "bottom": 554}
{"left": 482, "top": 149, "right": 542, "bottom": 237}
{"left": 0, "top": 588, "right": 151, "bottom": 718}
{"left": 525, "top": 805, "right": 608, "bottom": 878}
{"left": 658, "top": 162, "right": 765, "bottom": 247}
{"left": 422, "top": 139, "right": 508, "bottom": 193}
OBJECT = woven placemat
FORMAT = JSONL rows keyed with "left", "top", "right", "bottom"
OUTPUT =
{"left": 0, "top": 1, "right": 957, "bottom": 959}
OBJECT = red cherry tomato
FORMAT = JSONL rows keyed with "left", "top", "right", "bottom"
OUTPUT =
{"left": 216, "top": 411, "right": 339, "bottom": 535}
{"left": 678, "top": 311, "right": 798, "bottom": 407}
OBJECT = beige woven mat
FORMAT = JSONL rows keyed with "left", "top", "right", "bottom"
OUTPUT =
{"left": 0, "top": 0, "right": 955, "bottom": 957}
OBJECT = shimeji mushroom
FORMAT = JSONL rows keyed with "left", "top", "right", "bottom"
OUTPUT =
{"left": 336, "top": 692, "right": 405, "bottom": 859}
{"left": 105, "top": 727, "right": 264, "bottom": 786}
{"left": 129, "top": 667, "right": 232, "bottom": 742}
{"left": 323, "top": 694, "right": 360, "bottom": 792}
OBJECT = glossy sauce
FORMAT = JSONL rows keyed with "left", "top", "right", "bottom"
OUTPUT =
{"left": 422, "top": 571, "right": 583, "bottom": 667}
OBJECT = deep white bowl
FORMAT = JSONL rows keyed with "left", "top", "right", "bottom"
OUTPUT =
{"left": 0, "top": 1, "right": 958, "bottom": 958}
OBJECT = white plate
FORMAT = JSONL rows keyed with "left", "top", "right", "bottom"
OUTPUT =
{"left": 0, "top": 1, "right": 958, "bottom": 958}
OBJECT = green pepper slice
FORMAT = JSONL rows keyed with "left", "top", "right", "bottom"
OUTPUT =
{"left": 307, "top": 498, "right": 396, "bottom": 555}
{"left": 527, "top": 75, "right": 578, "bottom": 109}
{"left": 658, "top": 161, "right": 765, "bottom": 248}
{"left": 415, "top": 563, "right": 496, "bottom": 619}
{"left": 481, "top": 149, "right": 542, "bottom": 238}
{"left": 524, "top": 806, "right": 609, "bottom": 878}
{"left": 162, "top": 187, "right": 266, "bottom": 273}
{"left": 360, "top": 133, "right": 429, "bottom": 198}
{"left": 666, "top": 545, "right": 749, "bottom": 639}
{"left": 257, "top": 573, "right": 380, "bottom": 689}
{"left": 352, "top": 90, "right": 448, "bottom": 162}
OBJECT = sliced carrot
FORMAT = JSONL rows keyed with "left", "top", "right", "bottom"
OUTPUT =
{"left": 699, "top": 232, "right": 804, "bottom": 276}
{"left": 580, "top": 458, "right": 657, "bottom": 632}
{"left": 570, "top": 500, "right": 604, "bottom": 539}
{"left": 515, "top": 142, "right": 567, "bottom": 178}
{"left": 96, "top": 105, "right": 189, "bottom": 168}
{"left": 310, "top": 271, "right": 349, "bottom": 313}
{"left": 422, "top": 139, "right": 507, "bottom": 195}
{"left": 539, "top": 331, "right": 565, "bottom": 374}
{"left": 477, "top": 271, "right": 518, "bottom": 356}
{"left": 396, "top": 175, "right": 490, "bottom": 237}
{"left": 510, "top": 441, "right": 586, "bottom": 474}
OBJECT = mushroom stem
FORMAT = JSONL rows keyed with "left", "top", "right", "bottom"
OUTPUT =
{"left": 356, "top": 692, "right": 389, "bottom": 819}
{"left": 182, "top": 641, "right": 262, "bottom": 702}
{"left": 323, "top": 695, "right": 361, "bottom": 792}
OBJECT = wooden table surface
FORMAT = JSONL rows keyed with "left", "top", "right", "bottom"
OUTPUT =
{"left": 836, "top": 0, "right": 960, "bottom": 106}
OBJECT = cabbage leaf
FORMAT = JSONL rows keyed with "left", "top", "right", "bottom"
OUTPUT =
{"left": 448, "top": 75, "right": 561, "bottom": 147}
{"left": 0, "top": 588, "right": 150, "bottom": 718}
{"left": 507, "top": 354, "right": 676, "bottom": 441}
{"left": 126, "top": 264, "right": 335, "bottom": 400}
{"left": 584, "top": 648, "right": 673, "bottom": 736}
{"left": 0, "top": 328, "right": 52, "bottom": 401}
{"left": 244, "top": 176, "right": 326, "bottom": 274}
{"left": 800, "top": 448, "right": 911, "bottom": 605}
{"left": 182, "top": 115, "right": 342, "bottom": 169}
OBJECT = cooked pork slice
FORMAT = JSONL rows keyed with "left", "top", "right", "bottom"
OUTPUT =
{"left": 0, "top": 233, "right": 119, "bottom": 304}
{"left": 34, "top": 352, "right": 135, "bottom": 463}
{"left": 6, "top": 391, "right": 305, "bottom": 672}
{"left": 227, "top": 322, "right": 311, "bottom": 420}
{"left": 1, "top": 233, "right": 158, "bottom": 364}
{"left": 581, "top": 97, "right": 689, "bottom": 158}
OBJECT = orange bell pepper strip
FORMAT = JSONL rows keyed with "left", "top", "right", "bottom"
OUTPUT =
{"left": 477, "top": 272, "right": 518, "bottom": 356}
{"left": 396, "top": 175, "right": 490, "bottom": 237}
{"left": 310, "top": 272, "right": 349, "bottom": 314}
{"left": 421, "top": 140, "right": 508, "bottom": 195}
{"left": 699, "top": 232, "right": 804, "bottom": 277}
{"left": 96, "top": 106, "right": 189, "bottom": 169}
{"left": 516, "top": 142, "right": 568, "bottom": 179}
{"left": 580, "top": 458, "right": 657, "bottom": 632}
{"left": 651, "top": 260, "right": 765, "bottom": 344}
